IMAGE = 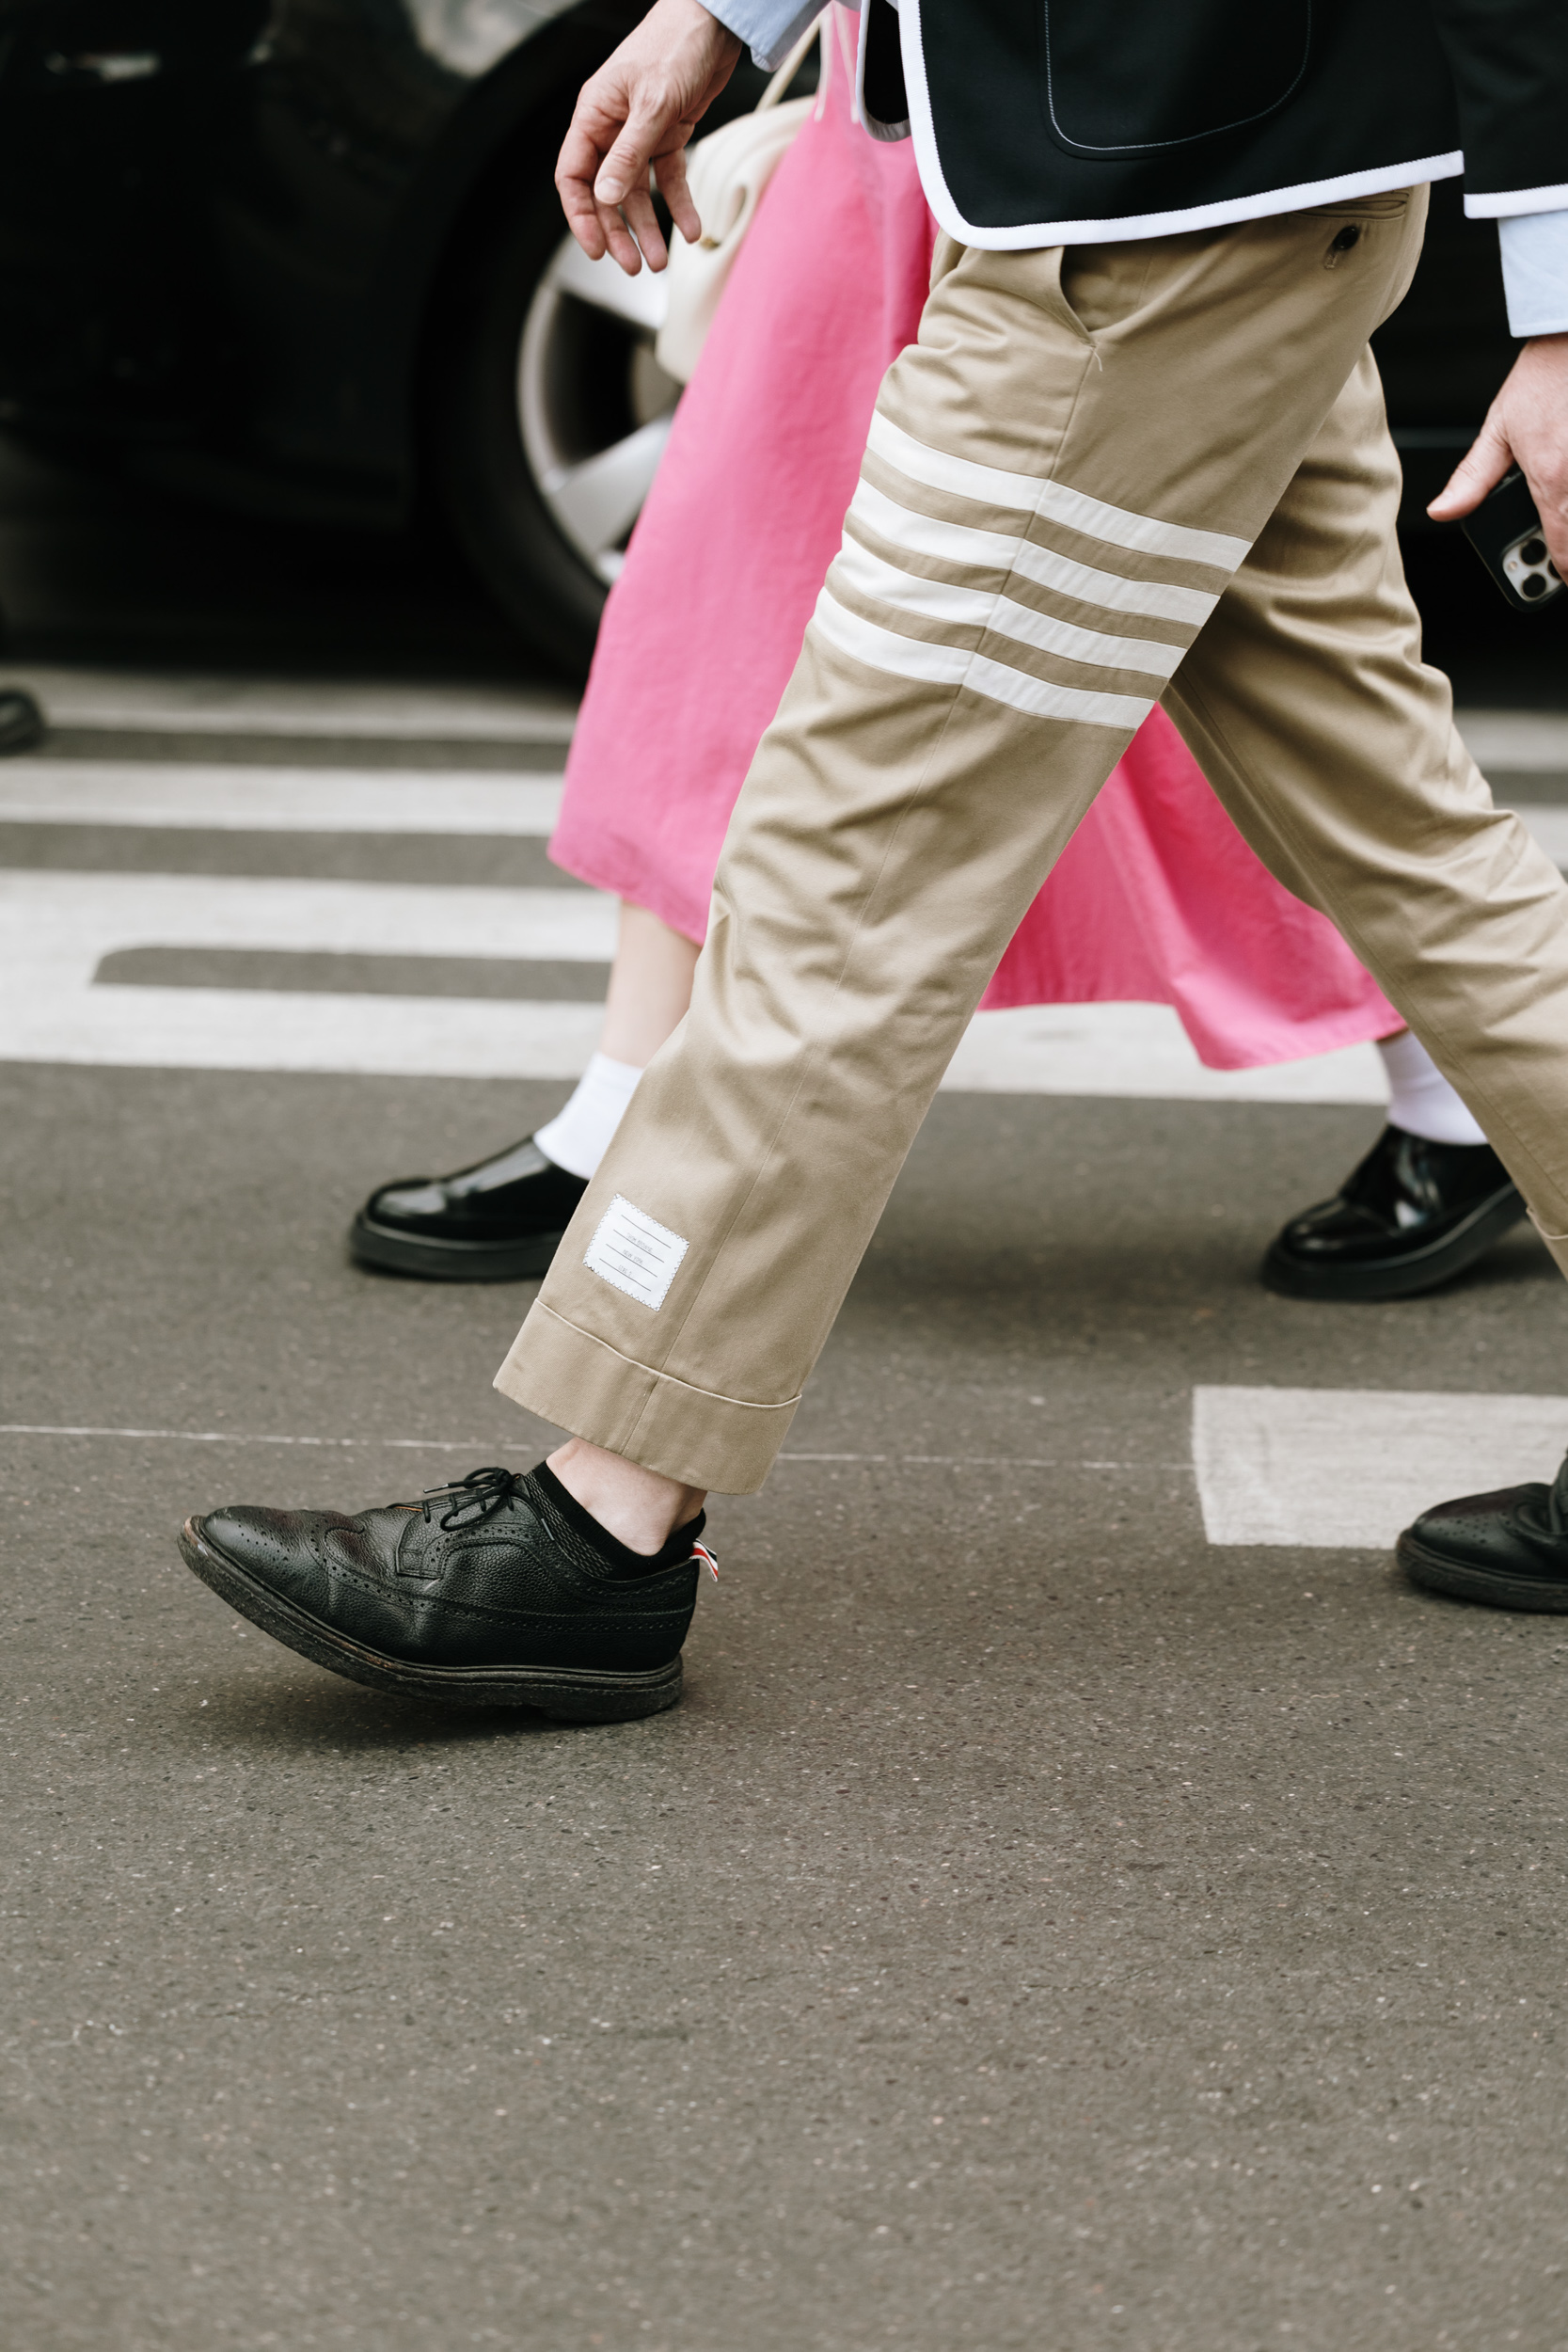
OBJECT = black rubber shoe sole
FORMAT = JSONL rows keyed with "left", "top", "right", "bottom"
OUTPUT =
{"left": 349, "top": 1211, "right": 566, "bottom": 1281}
{"left": 1396, "top": 1528, "right": 1568, "bottom": 1613}
{"left": 179, "top": 1517, "right": 683, "bottom": 1720}
{"left": 1260, "top": 1184, "right": 1526, "bottom": 1302}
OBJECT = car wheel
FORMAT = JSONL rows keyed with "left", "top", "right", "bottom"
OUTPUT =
{"left": 433, "top": 175, "right": 679, "bottom": 676}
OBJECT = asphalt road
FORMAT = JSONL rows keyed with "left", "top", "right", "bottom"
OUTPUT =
{"left": 5, "top": 439, "right": 1568, "bottom": 2352}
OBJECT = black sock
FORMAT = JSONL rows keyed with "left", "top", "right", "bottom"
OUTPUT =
{"left": 528, "top": 1460, "right": 705, "bottom": 1578}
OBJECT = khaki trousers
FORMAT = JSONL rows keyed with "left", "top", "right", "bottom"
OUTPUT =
{"left": 498, "top": 188, "right": 1568, "bottom": 1492}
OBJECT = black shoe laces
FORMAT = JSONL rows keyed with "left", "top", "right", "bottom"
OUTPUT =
{"left": 417, "top": 1465, "right": 524, "bottom": 1531}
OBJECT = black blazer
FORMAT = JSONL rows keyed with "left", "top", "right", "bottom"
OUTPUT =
{"left": 857, "top": 0, "right": 1568, "bottom": 246}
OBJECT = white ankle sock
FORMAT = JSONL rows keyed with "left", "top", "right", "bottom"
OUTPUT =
{"left": 533, "top": 1052, "right": 643, "bottom": 1179}
{"left": 1377, "top": 1029, "right": 1487, "bottom": 1147}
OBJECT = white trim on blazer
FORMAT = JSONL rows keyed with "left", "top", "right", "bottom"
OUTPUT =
{"left": 896, "top": 0, "right": 1465, "bottom": 250}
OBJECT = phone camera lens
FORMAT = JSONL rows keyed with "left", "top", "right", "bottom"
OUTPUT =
{"left": 1523, "top": 575, "right": 1547, "bottom": 598}
{"left": 1520, "top": 537, "right": 1547, "bottom": 565}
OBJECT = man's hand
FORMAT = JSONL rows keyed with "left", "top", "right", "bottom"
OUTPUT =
{"left": 1429, "top": 333, "right": 1568, "bottom": 580}
{"left": 555, "top": 0, "right": 743, "bottom": 276}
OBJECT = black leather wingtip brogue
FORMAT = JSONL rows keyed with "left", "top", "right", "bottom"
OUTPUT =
{"left": 1397, "top": 1450, "right": 1568, "bottom": 1613}
{"left": 1262, "top": 1124, "right": 1525, "bottom": 1301}
{"left": 350, "top": 1135, "right": 589, "bottom": 1281}
{"left": 179, "top": 1466, "right": 703, "bottom": 1718}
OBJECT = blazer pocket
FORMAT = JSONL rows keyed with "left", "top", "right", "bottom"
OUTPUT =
{"left": 1303, "top": 195, "right": 1411, "bottom": 216}
{"left": 1042, "top": 0, "right": 1312, "bottom": 155}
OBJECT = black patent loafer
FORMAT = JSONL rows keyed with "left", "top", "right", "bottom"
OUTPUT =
{"left": 1261, "top": 1124, "right": 1524, "bottom": 1301}
{"left": 0, "top": 687, "right": 44, "bottom": 756}
{"left": 179, "top": 1466, "right": 703, "bottom": 1718}
{"left": 1398, "top": 1449, "right": 1568, "bottom": 1612}
{"left": 350, "top": 1134, "right": 588, "bottom": 1280}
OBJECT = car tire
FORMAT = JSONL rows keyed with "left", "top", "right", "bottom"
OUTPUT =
{"left": 431, "top": 171, "right": 679, "bottom": 677}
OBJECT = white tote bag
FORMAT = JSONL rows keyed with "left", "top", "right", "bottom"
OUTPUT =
{"left": 655, "top": 13, "right": 828, "bottom": 385}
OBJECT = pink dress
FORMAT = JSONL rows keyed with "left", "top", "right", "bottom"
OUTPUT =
{"left": 550, "top": 21, "right": 1398, "bottom": 1070}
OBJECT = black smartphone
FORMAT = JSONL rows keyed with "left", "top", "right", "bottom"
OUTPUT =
{"left": 1461, "top": 467, "right": 1564, "bottom": 612}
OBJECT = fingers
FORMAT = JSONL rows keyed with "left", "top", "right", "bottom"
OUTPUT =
{"left": 557, "top": 103, "right": 666, "bottom": 275}
{"left": 616, "top": 181, "right": 672, "bottom": 275}
{"left": 1432, "top": 338, "right": 1568, "bottom": 577}
{"left": 597, "top": 203, "right": 652, "bottom": 276}
{"left": 1533, "top": 484, "right": 1568, "bottom": 582}
{"left": 594, "top": 110, "right": 667, "bottom": 208}
{"left": 1428, "top": 410, "right": 1513, "bottom": 523}
{"left": 554, "top": 0, "right": 740, "bottom": 267}
{"left": 555, "top": 122, "right": 611, "bottom": 260}
{"left": 654, "top": 146, "right": 701, "bottom": 247}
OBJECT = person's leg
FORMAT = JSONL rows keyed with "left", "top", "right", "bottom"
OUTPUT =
{"left": 194, "top": 192, "right": 1568, "bottom": 1698}
{"left": 1159, "top": 341, "right": 1568, "bottom": 1294}
{"left": 498, "top": 196, "right": 1452, "bottom": 1502}
{"left": 600, "top": 904, "right": 702, "bottom": 1067}
{"left": 531, "top": 906, "right": 700, "bottom": 1176}
{"left": 347, "top": 900, "right": 698, "bottom": 1280}
{"left": 1375, "top": 1029, "right": 1486, "bottom": 1147}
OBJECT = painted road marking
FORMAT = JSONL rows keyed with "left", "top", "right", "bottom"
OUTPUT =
{"left": 0, "top": 869, "right": 617, "bottom": 969}
{"left": 4, "top": 691, "right": 1556, "bottom": 1102}
{"left": 2, "top": 867, "right": 1390, "bottom": 1094}
{"left": 0, "top": 760, "right": 563, "bottom": 834}
{"left": 1454, "top": 708, "right": 1568, "bottom": 771}
{"left": 941, "top": 1004, "right": 1386, "bottom": 1103}
{"left": 7, "top": 668, "right": 577, "bottom": 742}
{"left": 1193, "top": 1386, "right": 1568, "bottom": 1548}
{"left": 0, "top": 869, "right": 617, "bottom": 1076}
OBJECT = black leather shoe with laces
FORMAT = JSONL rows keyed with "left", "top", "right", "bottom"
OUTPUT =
{"left": 1261, "top": 1124, "right": 1524, "bottom": 1301}
{"left": 1398, "top": 1449, "right": 1568, "bottom": 1611}
{"left": 179, "top": 1466, "right": 705, "bottom": 1718}
{"left": 349, "top": 1136, "right": 589, "bottom": 1280}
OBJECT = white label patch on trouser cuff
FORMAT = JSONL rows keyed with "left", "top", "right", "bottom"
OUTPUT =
{"left": 583, "top": 1194, "right": 689, "bottom": 1310}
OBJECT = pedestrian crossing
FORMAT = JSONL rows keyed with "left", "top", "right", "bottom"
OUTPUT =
{"left": 4, "top": 670, "right": 1566, "bottom": 1099}
{"left": 6, "top": 669, "right": 1566, "bottom": 1558}
{"left": 7, "top": 1386, "right": 1566, "bottom": 1549}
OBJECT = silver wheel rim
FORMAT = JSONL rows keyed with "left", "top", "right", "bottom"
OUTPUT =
{"left": 516, "top": 235, "right": 680, "bottom": 585}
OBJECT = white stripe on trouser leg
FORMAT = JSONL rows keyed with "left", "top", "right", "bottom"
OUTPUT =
{"left": 849, "top": 482, "right": 1220, "bottom": 628}
{"left": 832, "top": 536, "right": 1188, "bottom": 679}
{"left": 865, "top": 414, "right": 1252, "bottom": 571}
{"left": 810, "top": 591, "right": 1155, "bottom": 728}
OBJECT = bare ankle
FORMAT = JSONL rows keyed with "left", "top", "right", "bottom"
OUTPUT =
{"left": 546, "top": 1438, "right": 706, "bottom": 1557}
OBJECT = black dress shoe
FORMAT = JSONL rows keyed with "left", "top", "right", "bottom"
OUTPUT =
{"left": 1398, "top": 1450, "right": 1568, "bottom": 1612}
{"left": 350, "top": 1135, "right": 588, "bottom": 1280}
{"left": 0, "top": 687, "right": 44, "bottom": 755}
{"left": 180, "top": 1465, "right": 705, "bottom": 1718}
{"left": 1261, "top": 1123, "right": 1525, "bottom": 1301}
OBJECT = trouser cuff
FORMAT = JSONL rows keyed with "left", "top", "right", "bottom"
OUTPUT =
{"left": 493, "top": 1302, "right": 800, "bottom": 1495}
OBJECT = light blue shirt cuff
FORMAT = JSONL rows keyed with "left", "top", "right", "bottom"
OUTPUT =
{"left": 712, "top": 0, "right": 830, "bottom": 70}
{"left": 1498, "top": 210, "right": 1568, "bottom": 338}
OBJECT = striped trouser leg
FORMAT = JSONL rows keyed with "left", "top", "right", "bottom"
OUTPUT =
{"left": 498, "top": 198, "right": 1434, "bottom": 1491}
{"left": 1164, "top": 348, "right": 1568, "bottom": 1261}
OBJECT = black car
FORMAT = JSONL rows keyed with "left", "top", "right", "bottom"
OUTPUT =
{"left": 0, "top": 0, "right": 1519, "bottom": 674}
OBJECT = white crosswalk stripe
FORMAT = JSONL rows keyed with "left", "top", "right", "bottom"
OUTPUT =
{"left": 1193, "top": 1387, "right": 1568, "bottom": 1548}
{"left": 2, "top": 667, "right": 1563, "bottom": 1096}
{"left": 0, "top": 759, "right": 564, "bottom": 835}
{"left": 0, "top": 869, "right": 614, "bottom": 1074}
